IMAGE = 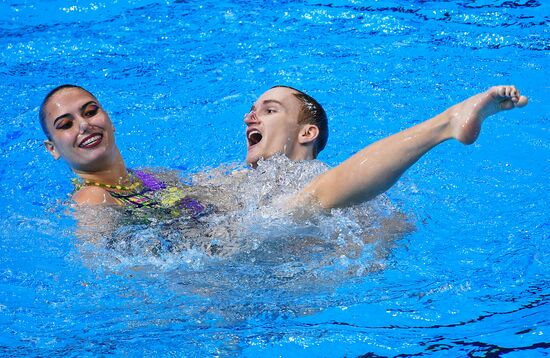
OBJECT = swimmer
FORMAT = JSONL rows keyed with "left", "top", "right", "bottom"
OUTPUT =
{"left": 39, "top": 85, "right": 206, "bottom": 217}
{"left": 244, "top": 85, "right": 528, "bottom": 209}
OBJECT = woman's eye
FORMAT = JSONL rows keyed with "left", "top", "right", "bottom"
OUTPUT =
{"left": 57, "top": 121, "right": 73, "bottom": 130}
{"left": 84, "top": 107, "right": 99, "bottom": 117}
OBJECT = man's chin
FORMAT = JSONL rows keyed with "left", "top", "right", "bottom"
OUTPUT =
{"left": 246, "top": 147, "right": 262, "bottom": 168}
{"left": 245, "top": 155, "right": 259, "bottom": 168}
{"left": 247, "top": 148, "right": 285, "bottom": 167}
{"left": 246, "top": 148, "right": 268, "bottom": 168}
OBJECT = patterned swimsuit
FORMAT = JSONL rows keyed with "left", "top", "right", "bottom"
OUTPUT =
{"left": 74, "top": 169, "right": 207, "bottom": 218}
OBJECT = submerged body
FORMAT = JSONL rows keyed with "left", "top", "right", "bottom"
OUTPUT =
{"left": 77, "top": 154, "right": 410, "bottom": 270}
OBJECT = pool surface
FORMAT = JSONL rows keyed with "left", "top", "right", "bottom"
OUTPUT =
{"left": 1, "top": 0, "right": 549, "bottom": 356}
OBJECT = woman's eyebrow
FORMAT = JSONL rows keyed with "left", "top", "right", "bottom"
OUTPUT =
{"left": 80, "top": 101, "right": 98, "bottom": 110}
{"left": 53, "top": 113, "right": 71, "bottom": 126}
{"left": 53, "top": 101, "right": 98, "bottom": 126}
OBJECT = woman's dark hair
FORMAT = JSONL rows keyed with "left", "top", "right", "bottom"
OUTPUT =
{"left": 271, "top": 85, "right": 328, "bottom": 156}
{"left": 39, "top": 84, "right": 95, "bottom": 140}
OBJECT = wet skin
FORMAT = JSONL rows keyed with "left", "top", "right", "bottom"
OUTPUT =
{"left": 43, "top": 87, "right": 118, "bottom": 173}
{"left": 244, "top": 87, "right": 319, "bottom": 167}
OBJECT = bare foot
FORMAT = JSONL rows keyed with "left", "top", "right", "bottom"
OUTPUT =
{"left": 449, "top": 85, "right": 528, "bottom": 144}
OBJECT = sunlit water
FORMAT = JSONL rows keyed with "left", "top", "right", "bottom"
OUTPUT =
{"left": 1, "top": 0, "right": 548, "bottom": 356}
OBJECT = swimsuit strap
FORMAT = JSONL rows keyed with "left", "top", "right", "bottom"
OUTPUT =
{"left": 71, "top": 169, "right": 164, "bottom": 208}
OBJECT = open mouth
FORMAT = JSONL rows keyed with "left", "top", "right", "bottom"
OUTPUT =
{"left": 79, "top": 133, "right": 103, "bottom": 149}
{"left": 247, "top": 129, "right": 263, "bottom": 147}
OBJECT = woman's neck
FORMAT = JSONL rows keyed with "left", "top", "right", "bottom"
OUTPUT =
{"left": 73, "top": 151, "right": 131, "bottom": 186}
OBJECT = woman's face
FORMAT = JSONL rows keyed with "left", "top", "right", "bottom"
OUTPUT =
{"left": 43, "top": 87, "right": 117, "bottom": 172}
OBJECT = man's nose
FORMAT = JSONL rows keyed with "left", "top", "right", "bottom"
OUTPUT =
{"left": 244, "top": 110, "right": 258, "bottom": 124}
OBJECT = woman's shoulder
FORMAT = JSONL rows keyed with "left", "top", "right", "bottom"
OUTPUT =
{"left": 72, "top": 186, "right": 119, "bottom": 206}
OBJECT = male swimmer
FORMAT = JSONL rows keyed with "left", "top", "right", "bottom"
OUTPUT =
{"left": 243, "top": 85, "right": 528, "bottom": 209}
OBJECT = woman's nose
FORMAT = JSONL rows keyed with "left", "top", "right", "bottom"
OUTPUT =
{"left": 78, "top": 118, "right": 90, "bottom": 133}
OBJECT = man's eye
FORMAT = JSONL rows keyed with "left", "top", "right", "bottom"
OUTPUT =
{"left": 266, "top": 108, "right": 276, "bottom": 114}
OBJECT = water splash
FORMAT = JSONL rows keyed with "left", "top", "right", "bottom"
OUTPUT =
{"left": 74, "top": 154, "right": 413, "bottom": 301}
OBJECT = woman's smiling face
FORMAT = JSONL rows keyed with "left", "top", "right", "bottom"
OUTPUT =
{"left": 43, "top": 87, "right": 117, "bottom": 172}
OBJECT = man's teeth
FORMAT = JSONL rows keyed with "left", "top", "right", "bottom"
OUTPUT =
{"left": 248, "top": 130, "right": 261, "bottom": 140}
{"left": 248, "top": 130, "right": 262, "bottom": 145}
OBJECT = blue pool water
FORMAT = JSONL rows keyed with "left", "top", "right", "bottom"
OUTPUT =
{"left": 1, "top": 0, "right": 549, "bottom": 356}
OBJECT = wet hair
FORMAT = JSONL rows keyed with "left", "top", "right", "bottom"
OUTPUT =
{"left": 39, "top": 84, "right": 96, "bottom": 140}
{"left": 271, "top": 85, "right": 328, "bottom": 156}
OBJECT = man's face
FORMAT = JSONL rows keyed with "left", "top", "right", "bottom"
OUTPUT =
{"left": 244, "top": 87, "right": 305, "bottom": 167}
{"left": 43, "top": 87, "right": 117, "bottom": 172}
